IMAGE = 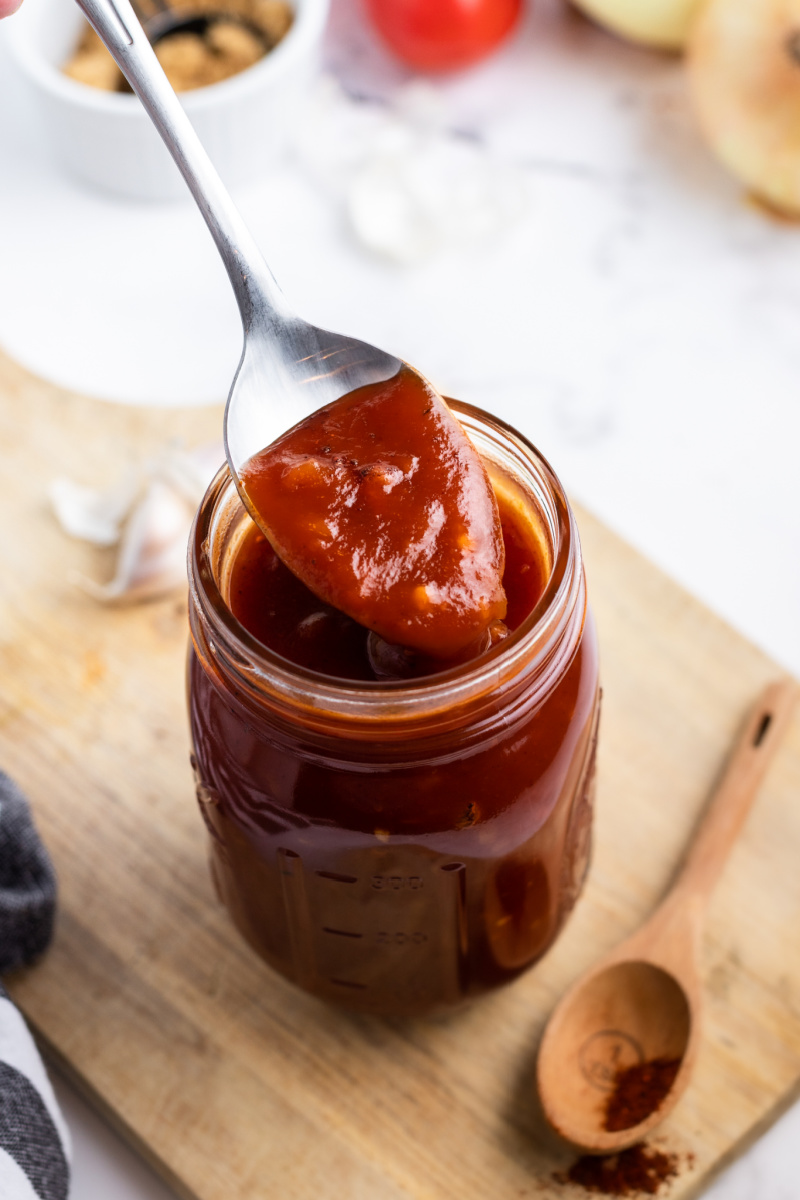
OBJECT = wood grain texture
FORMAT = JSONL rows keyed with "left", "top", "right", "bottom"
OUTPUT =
{"left": 1, "top": 349, "right": 799, "bottom": 1199}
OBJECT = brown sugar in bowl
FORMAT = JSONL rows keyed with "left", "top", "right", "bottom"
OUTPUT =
{"left": 5, "top": 0, "right": 329, "bottom": 200}
{"left": 63, "top": 0, "right": 294, "bottom": 95}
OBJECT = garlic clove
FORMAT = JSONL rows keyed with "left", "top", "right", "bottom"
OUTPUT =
{"left": 48, "top": 471, "right": 139, "bottom": 546}
{"left": 51, "top": 442, "right": 225, "bottom": 603}
{"left": 688, "top": 0, "right": 800, "bottom": 216}
{"left": 73, "top": 478, "right": 194, "bottom": 603}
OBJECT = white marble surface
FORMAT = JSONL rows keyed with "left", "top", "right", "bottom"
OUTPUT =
{"left": 1, "top": 0, "right": 800, "bottom": 1195}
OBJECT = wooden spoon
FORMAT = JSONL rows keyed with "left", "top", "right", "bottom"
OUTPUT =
{"left": 537, "top": 677, "right": 798, "bottom": 1154}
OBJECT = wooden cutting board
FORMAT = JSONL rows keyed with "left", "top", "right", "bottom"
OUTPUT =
{"left": 2, "top": 350, "right": 799, "bottom": 1200}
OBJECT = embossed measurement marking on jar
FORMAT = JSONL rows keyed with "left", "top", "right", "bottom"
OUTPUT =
{"left": 377, "top": 931, "right": 428, "bottom": 944}
{"left": 371, "top": 875, "right": 423, "bottom": 890}
{"left": 276, "top": 850, "right": 468, "bottom": 1003}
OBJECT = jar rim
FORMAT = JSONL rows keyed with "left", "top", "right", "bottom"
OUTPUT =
{"left": 188, "top": 401, "right": 584, "bottom": 729}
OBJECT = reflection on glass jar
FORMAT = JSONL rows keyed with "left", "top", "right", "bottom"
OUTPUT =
{"left": 187, "top": 402, "right": 600, "bottom": 1016}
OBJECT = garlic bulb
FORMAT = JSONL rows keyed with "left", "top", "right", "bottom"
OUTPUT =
{"left": 296, "top": 77, "right": 528, "bottom": 264}
{"left": 347, "top": 135, "right": 527, "bottom": 265}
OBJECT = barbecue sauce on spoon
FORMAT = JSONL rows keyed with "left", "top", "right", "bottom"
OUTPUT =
{"left": 238, "top": 366, "right": 507, "bottom": 660}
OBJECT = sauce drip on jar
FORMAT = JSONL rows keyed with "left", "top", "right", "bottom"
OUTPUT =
{"left": 238, "top": 366, "right": 507, "bottom": 660}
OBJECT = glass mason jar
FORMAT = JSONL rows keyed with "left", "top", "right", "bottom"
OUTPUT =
{"left": 187, "top": 402, "right": 600, "bottom": 1017}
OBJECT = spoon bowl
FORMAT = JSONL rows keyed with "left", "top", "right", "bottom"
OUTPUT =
{"left": 225, "top": 317, "right": 400, "bottom": 483}
{"left": 537, "top": 678, "right": 798, "bottom": 1154}
{"left": 538, "top": 959, "right": 694, "bottom": 1153}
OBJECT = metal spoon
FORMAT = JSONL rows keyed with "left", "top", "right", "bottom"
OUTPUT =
{"left": 536, "top": 678, "right": 798, "bottom": 1154}
{"left": 75, "top": 0, "right": 401, "bottom": 500}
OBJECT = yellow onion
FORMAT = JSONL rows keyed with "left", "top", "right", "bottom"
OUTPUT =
{"left": 571, "top": 0, "right": 705, "bottom": 50}
{"left": 689, "top": 0, "right": 800, "bottom": 215}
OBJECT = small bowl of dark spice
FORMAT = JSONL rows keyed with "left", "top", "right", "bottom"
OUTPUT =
{"left": 6, "top": 0, "right": 329, "bottom": 199}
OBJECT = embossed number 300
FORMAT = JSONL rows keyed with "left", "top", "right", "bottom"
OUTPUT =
{"left": 371, "top": 875, "right": 423, "bottom": 890}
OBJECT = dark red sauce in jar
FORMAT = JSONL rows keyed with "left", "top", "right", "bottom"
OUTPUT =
{"left": 225, "top": 490, "right": 544, "bottom": 682}
{"left": 188, "top": 400, "right": 600, "bottom": 1016}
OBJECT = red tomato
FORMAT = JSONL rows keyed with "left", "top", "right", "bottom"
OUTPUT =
{"left": 364, "top": 0, "right": 524, "bottom": 71}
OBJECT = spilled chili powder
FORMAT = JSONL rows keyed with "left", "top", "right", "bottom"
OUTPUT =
{"left": 603, "top": 1057, "right": 682, "bottom": 1132}
{"left": 558, "top": 1143, "right": 679, "bottom": 1195}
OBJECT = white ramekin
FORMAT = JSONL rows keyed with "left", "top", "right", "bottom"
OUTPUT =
{"left": 5, "top": 0, "right": 329, "bottom": 201}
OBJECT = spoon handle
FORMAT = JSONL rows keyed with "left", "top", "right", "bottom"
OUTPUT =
{"left": 74, "top": 0, "right": 291, "bottom": 332}
{"left": 671, "top": 678, "right": 798, "bottom": 909}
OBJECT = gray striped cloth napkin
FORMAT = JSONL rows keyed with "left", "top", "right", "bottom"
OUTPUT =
{"left": 0, "top": 770, "right": 71, "bottom": 1199}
